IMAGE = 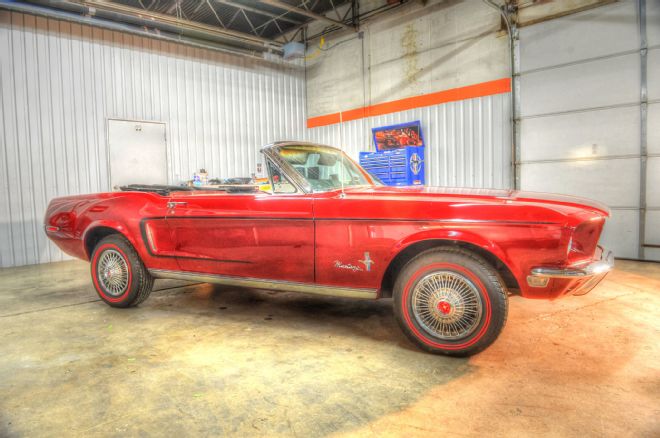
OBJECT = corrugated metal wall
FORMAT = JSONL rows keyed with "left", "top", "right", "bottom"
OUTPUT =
{"left": 0, "top": 11, "right": 306, "bottom": 267}
{"left": 306, "top": 93, "right": 512, "bottom": 189}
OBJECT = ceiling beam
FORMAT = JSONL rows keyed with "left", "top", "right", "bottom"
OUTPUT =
{"left": 72, "top": 0, "right": 281, "bottom": 47}
{"left": 259, "top": 0, "right": 354, "bottom": 31}
{"left": 217, "top": 0, "right": 302, "bottom": 25}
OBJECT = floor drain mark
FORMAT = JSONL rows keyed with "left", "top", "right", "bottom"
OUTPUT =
{"left": 0, "top": 299, "right": 101, "bottom": 318}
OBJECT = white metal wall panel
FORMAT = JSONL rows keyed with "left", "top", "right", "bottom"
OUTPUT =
{"left": 520, "top": 106, "right": 640, "bottom": 162}
{"left": 519, "top": 1, "right": 640, "bottom": 72}
{"left": 599, "top": 209, "right": 640, "bottom": 258}
{"left": 648, "top": 48, "right": 660, "bottom": 101}
{"left": 649, "top": 103, "right": 660, "bottom": 155}
{"left": 306, "top": 94, "right": 512, "bottom": 190}
{"left": 649, "top": 0, "right": 660, "bottom": 45}
{"left": 645, "top": 211, "right": 660, "bottom": 244}
{"left": 0, "top": 11, "right": 306, "bottom": 267}
{"left": 646, "top": 158, "right": 660, "bottom": 207}
{"left": 518, "top": 0, "right": 645, "bottom": 259}
{"left": 644, "top": 2, "right": 658, "bottom": 260}
{"left": 644, "top": 3, "right": 660, "bottom": 260}
{"left": 648, "top": 100, "right": 660, "bottom": 250}
{"left": 519, "top": 53, "right": 641, "bottom": 117}
{"left": 520, "top": 158, "right": 641, "bottom": 208}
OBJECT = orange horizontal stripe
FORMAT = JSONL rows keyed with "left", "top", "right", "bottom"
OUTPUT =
{"left": 306, "top": 78, "right": 511, "bottom": 128}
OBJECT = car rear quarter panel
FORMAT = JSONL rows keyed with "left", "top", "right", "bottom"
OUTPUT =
{"left": 45, "top": 192, "right": 180, "bottom": 271}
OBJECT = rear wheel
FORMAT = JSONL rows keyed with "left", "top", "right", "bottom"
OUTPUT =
{"left": 90, "top": 234, "right": 153, "bottom": 308}
{"left": 393, "top": 247, "right": 508, "bottom": 357}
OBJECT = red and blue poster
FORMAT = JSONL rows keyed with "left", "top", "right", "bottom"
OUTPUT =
{"left": 372, "top": 121, "right": 424, "bottom": 152}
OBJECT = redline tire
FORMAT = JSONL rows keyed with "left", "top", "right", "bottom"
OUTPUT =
{"left": 90, "top": 234, "right": 154, "bottom": 308}
{"left": 393, "top": 247, "right": 508, "bottom": 357}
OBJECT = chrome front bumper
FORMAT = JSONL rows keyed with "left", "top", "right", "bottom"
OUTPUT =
{"left": 528, "top": 247, "right": 614, "bottom": 296}
{"left": 530, "top": 248, "right": 614, "bottom": 279}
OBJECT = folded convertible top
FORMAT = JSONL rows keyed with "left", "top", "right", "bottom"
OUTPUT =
{"left": 119, "top": 184, "right": 258, "bottom": 196}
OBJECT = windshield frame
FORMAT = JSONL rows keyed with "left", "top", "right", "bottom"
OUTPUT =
{"left": 261, "top": 142, "right": 377, "bottom": 194}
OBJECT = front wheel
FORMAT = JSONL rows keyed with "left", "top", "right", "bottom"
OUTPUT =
{"left": 393, "top": 247, "right": 508, "bottom": 357}
{"left": 90, "top": 234, "right": 154, "bottom": 308}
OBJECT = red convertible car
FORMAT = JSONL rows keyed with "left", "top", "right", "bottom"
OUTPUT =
{"left": 45, "top": 142, "right": 613, "bottom": 356}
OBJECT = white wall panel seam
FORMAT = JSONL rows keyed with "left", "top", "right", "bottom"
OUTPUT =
{"left": 22, "top": 14, "right": 41, "bottom": 264}
{"left": 520, "top": 102, "right": 643, "bottom": 120}
{"left": 32, "top": 15, "right": 52, "bottom": 263}
{"left": 10, "top": 13, "right": 29, "bottom": 266}
{"left": 520, "top": 154, "right": 642, "bottom": 164}
{"left": 0, "top": 15, "right": 14, "bottom": 267}
{"left": 519, "top": 48, "right": 645, "bottom": 76}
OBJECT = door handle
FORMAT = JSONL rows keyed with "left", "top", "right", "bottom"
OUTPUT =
{"left": 167, "top": 201, "right": 187, "bottom": 209}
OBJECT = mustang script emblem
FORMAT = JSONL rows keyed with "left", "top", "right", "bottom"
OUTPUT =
{"left": 334, "top": 252, "right": 375, "bottom": 273}
{"left": 334, "top": 261, "right": 362, "bottom": 272}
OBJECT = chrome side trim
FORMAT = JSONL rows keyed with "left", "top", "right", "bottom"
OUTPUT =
{"left": 530, "top": 248, "right": 614, "bottom": 279}
{"left": 149, "top": 269, "right": 378, "bottom": 300}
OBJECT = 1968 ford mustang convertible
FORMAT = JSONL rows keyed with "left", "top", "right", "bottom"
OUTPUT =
{"left": 45, "top": 142, "right": 614, "bottom": 356}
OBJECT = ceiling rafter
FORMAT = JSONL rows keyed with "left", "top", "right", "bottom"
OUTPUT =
{"left": 271, "top": 18, "right": 284, "bottom": 35}
{"left": 204, "top": 0, "right": 226, "bottom": 28}
{"left": 192, "top": 1, "right": 206, "bottom": 15}
{"left": 329, "top": 0, "right": 342, "bottom": 21}
{"left": 259, "top": 0, "right": 354, "bottom": 31}
{"left": 68, "top": 0, "right": 357, "bottom": 52}
{"left": 75, "top": 0, "right": 280, "bottom": 46}
{"left": 252, "top": 0, "right": 317, "bottom": 35}
{"left": 239, "top": 8, "right": 258, "bottom": 36}
{"left": 226, "top": 8, "right": 242, "bottom": 28}
{"left": 216, "top": 0, "right": 302, "bottom": 25}
{"left": 268, "top": 0, "right": 356, "bottom": 41}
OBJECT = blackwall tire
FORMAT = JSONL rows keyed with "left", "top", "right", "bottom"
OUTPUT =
{"left": 393, "top": 247, "right": 508, "bottom": 357}
{"left": 90, "top": 234, "right": 154, "bottom": 308}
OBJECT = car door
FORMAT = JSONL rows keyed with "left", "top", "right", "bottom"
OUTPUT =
{"left": 165, "top": 189, "right": 315, "bottom": 283}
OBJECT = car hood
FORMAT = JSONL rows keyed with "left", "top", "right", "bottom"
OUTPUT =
{"left": 339, "top": 185, "right": 611, "bottom": 216}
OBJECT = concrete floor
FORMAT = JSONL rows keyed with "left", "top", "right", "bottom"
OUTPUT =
{"left": 0, "top": 260, "right": 658, "bottom": 437}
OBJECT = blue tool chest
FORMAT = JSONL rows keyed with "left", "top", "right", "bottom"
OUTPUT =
{"left": 359, "top": 146, "right": 425, "bottom": 186}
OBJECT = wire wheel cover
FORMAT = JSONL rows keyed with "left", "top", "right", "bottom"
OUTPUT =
{"left": 97, "top": 249, "right": 129, "bottom": 296}
{"left": 411, "top": 270, "right": 483, "bottom": 340}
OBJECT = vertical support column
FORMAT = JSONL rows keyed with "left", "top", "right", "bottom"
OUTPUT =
{"left": 512, "top": 22, "right": 521, "bottom": 190}
{"left": 483, "top": 0, "right": 518, "bottom": 190}
{"left": 303, "top": 26, "right": 309, "bottom": 133}
{"left": 639, "top": 0, "right": 648, "bottom": 260}
{"left": 351, "top": 0, "right": 358, "bottom": 27}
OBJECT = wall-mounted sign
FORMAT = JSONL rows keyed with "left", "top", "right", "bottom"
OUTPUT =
{"left": 372, "top": 120, "right": 425, "bottom": 152}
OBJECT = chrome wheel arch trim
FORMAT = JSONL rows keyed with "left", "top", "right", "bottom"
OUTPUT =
{"left": 149, "top": 269, "right": 378, "bottom": 300}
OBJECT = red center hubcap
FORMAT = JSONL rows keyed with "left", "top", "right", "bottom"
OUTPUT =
{"left": 437, "top": 301, "right": 451, "bottom": 315}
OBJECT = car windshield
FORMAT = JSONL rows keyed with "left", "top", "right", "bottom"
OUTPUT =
{"left": 275, "top": 144, "right": 376, "bottom": 192}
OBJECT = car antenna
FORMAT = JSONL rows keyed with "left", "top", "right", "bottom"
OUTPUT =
{"left": 339, "top": 110, "right": 345, "bottom": 198}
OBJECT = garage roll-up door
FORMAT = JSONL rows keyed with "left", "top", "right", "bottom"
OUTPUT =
{"left": 518, "top": 0, "right": 659, "bottom": 260}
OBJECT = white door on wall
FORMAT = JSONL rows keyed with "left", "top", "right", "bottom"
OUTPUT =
{"left": 107, "top": 119, "right": 167, "bottom": 188}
